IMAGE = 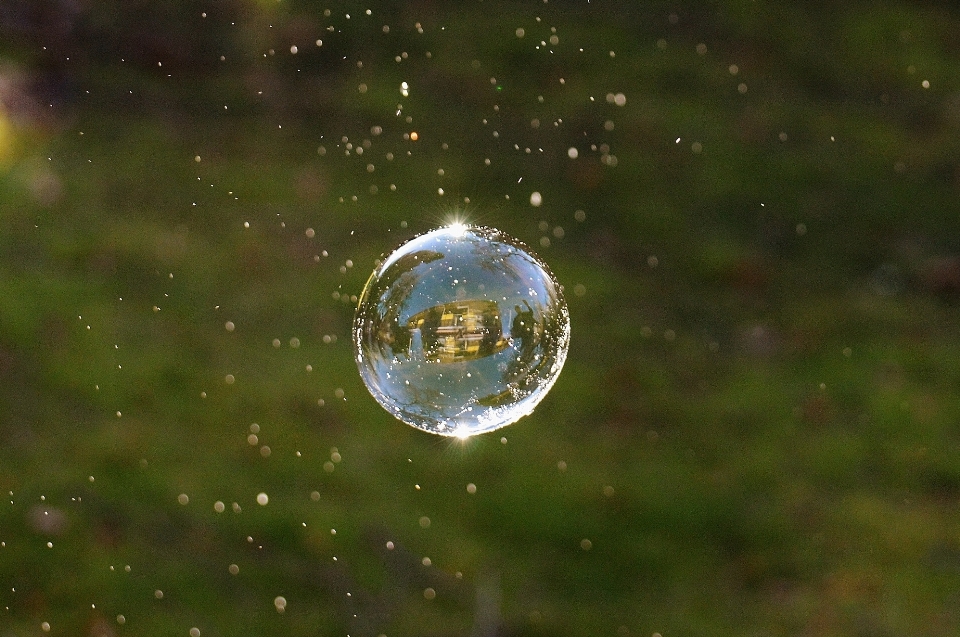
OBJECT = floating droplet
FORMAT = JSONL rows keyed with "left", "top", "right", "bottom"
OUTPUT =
{"left": 354, "top": 225, "right": 570, "bottom": 437}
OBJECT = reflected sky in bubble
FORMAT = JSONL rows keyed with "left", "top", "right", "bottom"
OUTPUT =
{"left": 354, "top": 225, "right": 570, "bottom": 437}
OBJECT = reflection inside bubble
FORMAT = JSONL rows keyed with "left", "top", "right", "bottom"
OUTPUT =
{"left": 354, "top": 225, "right": 570, "bottom": 437}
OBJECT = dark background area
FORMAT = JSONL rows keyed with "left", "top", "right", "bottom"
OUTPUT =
{"left": 2, "top": 1, "right": 960, "bottom": 635}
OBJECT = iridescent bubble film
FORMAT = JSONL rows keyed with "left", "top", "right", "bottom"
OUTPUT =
{"left": 354, "top": 225, "right": 570, "bottom": 437}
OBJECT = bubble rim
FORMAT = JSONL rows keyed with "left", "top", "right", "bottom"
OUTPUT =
{"left": 352, "top": 223, "right": 570, "bottom": 437}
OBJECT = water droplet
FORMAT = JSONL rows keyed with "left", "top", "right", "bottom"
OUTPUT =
{"left": 354, "top": 225, "right": 570, "bottom": 437}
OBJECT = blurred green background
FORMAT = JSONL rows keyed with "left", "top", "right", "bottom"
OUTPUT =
{"left": 2, "top": 1, "right": 960, "bottom": 635}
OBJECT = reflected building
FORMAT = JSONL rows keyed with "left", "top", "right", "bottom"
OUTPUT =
{"left": 406, "top": 300, "right": 508, "bottom": 363}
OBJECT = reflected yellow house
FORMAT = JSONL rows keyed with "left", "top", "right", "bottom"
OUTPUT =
{"left": 407, "top": 300, "right": 508, "bottom": 363}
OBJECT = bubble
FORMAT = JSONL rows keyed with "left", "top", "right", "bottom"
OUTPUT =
{"left": 354, "top": 225, "right": 570, "bottom": 437}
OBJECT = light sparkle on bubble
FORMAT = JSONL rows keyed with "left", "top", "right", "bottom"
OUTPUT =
{"left": 354, "top": 225, "right": 570, "bottom": 437}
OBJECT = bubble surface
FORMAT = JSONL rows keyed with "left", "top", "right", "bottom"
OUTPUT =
{"left": 354, "top": 225, "right": 570, "bottom": 437}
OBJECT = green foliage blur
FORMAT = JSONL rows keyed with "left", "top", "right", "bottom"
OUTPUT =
{"left": 2, "top": 1, "right": 960, "bottom": 635}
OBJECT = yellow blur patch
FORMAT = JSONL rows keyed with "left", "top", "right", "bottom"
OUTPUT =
{"left": 0, "top": 109, "right": 15, "bottom": 169}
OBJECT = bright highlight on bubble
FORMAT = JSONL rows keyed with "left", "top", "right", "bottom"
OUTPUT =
{"left": 354, "top": 225, "right": 570, "bottom": 437}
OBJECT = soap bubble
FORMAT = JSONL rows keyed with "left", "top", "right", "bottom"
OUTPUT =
{"left": 354, "top": 224, "right": 570, "bottom": 437}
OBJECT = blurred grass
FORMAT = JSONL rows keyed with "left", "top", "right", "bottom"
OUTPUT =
{"left": 3, "top": 1, "right": 960, "bottom": 636}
